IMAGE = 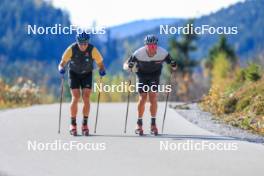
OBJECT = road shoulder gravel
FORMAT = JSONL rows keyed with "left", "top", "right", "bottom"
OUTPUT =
{"left": 170, "top": 103, "right": 264, "bottom": 144}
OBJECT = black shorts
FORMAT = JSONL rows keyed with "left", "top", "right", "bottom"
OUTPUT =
{"left": 137, "top": 76, "right": 160, "bottom": 93}
{"left": 68, "top": 70, "right": 93, "bottom": 89}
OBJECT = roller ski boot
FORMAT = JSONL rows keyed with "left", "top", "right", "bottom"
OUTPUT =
{"left": 150, "top": 125, "right": 158, "bottom": 136}
{"left": 135, "top": 125, "right": 144, "bottom": 136}
{"left": 70, "top": 125, "right": 77, "bottom": 136}
{"left": 82, "top": 125, "right": 89, "bottom": 136}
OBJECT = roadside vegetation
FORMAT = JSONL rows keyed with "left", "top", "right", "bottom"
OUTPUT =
{"left": 200, "top": 36, "right": 264, "bottom": 135}
{"left": 0, "top": 77, "right": 53, "bottom": 109}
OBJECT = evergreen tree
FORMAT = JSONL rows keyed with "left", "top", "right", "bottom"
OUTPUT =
{"left": 205, "top": 35, "right": 237, "bottom": 70}
{"left": 167, "top": 19, "right": 198, "bottom": 101}
{"left": 169, "top": 19, "right": 197, "bottom": 73}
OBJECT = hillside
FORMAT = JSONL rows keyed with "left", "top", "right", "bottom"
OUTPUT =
{"left": 1, "top": 0, "right": 263, "bottom": 68}
{"left": 109, "top": 18, "right": 182, "bottom": 39}
{"left": 120, "top": 0, "right": 264, "bottom": 61}
{"left": 0, "top": 0, "right": 73, "bottom": 62}
{"left": 195, "top": 0, "right": 264, "bottom": 60}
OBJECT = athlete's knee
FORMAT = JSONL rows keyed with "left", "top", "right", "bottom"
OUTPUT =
{"left": 82, "top": 92, "right": 90, "bottom": 100}
{"left": 149, "top": 93, "right": 157, "bottom": 105}
{"left": 73, "top": 93, "right": 80, "bottom": 99}
{"left": 139, "top": 93, "right": 147, "bottom": 104}
{"left": 82, "top": 89, "right": 91, "bottom": 98}
{"left": 71, "top": 93, "right": 80, "bottom": 103}
{"left": 71, "top": 98, "right": 79, "bottom": 105}
{"left": 82, "top": 94, "right": 89, "bottom": 102}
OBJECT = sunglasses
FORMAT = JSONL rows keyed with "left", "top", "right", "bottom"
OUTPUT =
{"left": 147, "top": 44, "right": 157, "bottom": 49}
{"left": 78, "top": 42, "right": 88, "bottom": 46}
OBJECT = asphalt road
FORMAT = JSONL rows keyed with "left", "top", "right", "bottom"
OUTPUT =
{"left": 0, "top": 102, "right": 263, "bottom": 176}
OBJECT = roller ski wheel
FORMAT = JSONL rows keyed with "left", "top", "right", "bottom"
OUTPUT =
{"left": 70, "top": 125, "right": 77, "bottom": 136}
{"left": 150, "top": 125, "right": 158, "bottom": 136}
{"left": 82, "top": 125, "right": 89, "bottom": 136}
{"left": 135, "top": 125, "right": 144, "bottom": 136}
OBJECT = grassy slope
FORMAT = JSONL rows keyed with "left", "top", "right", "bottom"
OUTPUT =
{"left": 200, "top": 76, "right": 264, "bottom": 135}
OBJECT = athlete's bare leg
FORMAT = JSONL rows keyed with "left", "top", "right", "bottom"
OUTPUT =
{"left": 70, "top": 89, "right": 80, "bottom": 118}
{"left": 138, "top": 93, "right": 148, "bottom": 118}
{"left": 82, "top": 88, "right": 91, "bottom": 117}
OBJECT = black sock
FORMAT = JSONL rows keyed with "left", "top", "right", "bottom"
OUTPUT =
{"left": 71, "top": 117, "right": 77, "bottom": 126}
{"left": 83, "top": 116, "right": 88, "bottom": 126}
{"left": 137, "top": 118, "right": 143, "bottom": 126}
{"left": 151, "top": 118, "right": 156, "bottom": 126}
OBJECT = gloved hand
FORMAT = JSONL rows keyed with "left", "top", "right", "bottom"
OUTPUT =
{"left": 171, "top": 62, "right": 177, "bottom": 71}
{"left": 99, "top": 69, "right": 106, "bottom": 77}
{"left": 58, "top": 65, "right": 66, "bottom": 75}
{"left": 128, "top": 62, "right": 135, "bottom": 69}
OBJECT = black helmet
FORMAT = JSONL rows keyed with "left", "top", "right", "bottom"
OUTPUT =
{"left": 76, "top": 32, "right": 90, "bottom": 44}
{"left": 144, "top": 34, "right": 158, "bottom": 45}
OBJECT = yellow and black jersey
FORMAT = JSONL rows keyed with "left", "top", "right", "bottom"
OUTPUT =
{"left": 60, "top": 43, "right": 103, "bottom": 74}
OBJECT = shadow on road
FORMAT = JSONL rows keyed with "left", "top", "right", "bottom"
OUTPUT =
{"left": 86, "top": 134, "right": 240, "bottom": 141}
{"left": 85, "top": 134, "right": 264, "bottom": 143}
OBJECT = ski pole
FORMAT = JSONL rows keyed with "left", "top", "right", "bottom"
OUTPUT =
{"left": 162, "top": 71, "right": 175, "bottom": 134}
{"left": 94, "top": 76, "right": 102, "bottom": 133}
{"left": 58, "top": 75, "right": 64, "bottom": 134}
{"left": 124, "top": 70, "right": 133, "bottom": 133}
